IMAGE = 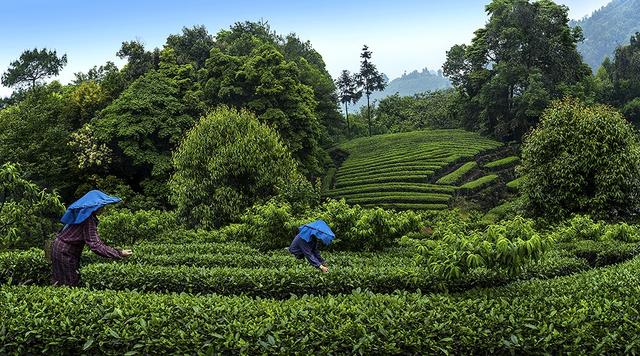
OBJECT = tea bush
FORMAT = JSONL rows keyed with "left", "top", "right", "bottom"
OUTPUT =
{"left": 4, "top": 257, "right": 640, "bottom": 354}
{"left": 416, "top": 216, "right": 549, "bottom": 278}
{"left": 170, "top": 106, "right": 314, "bottom": 229}
{"left": 98, "top": 208, "right": 179, "bottom": 246}
{"left": 228, "top": 198, "right": 424, "bottom": 251}
{"left": 520, "top": 99, "right": 640, "bottom": 220}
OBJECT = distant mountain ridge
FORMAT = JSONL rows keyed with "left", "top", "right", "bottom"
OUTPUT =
{"left": 352, "top": 68, "right": 451, "bottom": 109}
{"left": 572, "top": 0, "right": 640, "bottom": 71}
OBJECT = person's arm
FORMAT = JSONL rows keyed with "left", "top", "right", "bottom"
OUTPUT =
{"left": 312, "top": 248, "right": 325, "bottom": 266}
{"left": 298, "top": 239, "right": 324, "bottom": 268}
{"left": 83, "top": 217, "right": 123, "bottom": 259}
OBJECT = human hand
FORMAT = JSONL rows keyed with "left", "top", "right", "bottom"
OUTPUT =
{"left": 120, "top": 249, "right": 133, "bottom": 257}
{"left": 320, "top": 265, "right": 329, "bottom": 273}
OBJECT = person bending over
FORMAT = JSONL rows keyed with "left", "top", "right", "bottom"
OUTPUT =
{"left": 51, "top": 190, "right": 132, "bottom": 286}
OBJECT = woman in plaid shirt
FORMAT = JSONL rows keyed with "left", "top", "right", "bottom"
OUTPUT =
{"left": 51, "top": 190, "right": 132, "bottom": 286}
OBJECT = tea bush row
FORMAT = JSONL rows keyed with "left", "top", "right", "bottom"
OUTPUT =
{"left": 327, "top": 183, "right": 455, "bottom": 196}
{"left": 484, "top": 156, "right": 519, "bottom": 168}
{"left": 3, "top": 255, "right": 639, "bottom": 354}
{"left": 460, "top": 174, "right": 498, "bottom": 190}
{"left": 436, "top": 161, "right": 478, "bottom": 184}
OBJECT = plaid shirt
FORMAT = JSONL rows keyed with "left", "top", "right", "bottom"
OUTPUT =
{"left": 51, "top": 214, "right": 121, "bottom": 286}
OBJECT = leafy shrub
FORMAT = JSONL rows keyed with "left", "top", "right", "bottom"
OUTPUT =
{"left": 0, "top": 163, "right": 65, "bottom": 250}
{"left": 314, "top": 199, "right": 423, "bottom": 251}
{"left": 0, "top": 249, "right": 50, "bottom": 285}
{"left": 602, "top": 223, "right": 640, "bottom": 243}
{"left": 229, "top": 200, "right": 299, "bottom": 251}
{"left": 519, "top": 99, "right": 640, "bottom": 220}
{"left": 548, "top": 215, "right": 604, "bottom": 243}
{"left": 170, "top": 106, "right": 314, "bottom": 229}
{"left": 225, "top": 198, "right": 424, "bottom": 251}
{"left": 559, "top": 240, "right": 640, "bottom": 267}
{"left": 98, "top": 209, "right": 179, "bottom": 246}
{"left": 417, "top": 216, "right": 549, "bottom": 278}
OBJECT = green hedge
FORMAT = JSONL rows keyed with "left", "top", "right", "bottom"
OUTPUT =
{"left": 436, "top": 161, "right": 478, "bottom": 184}
{"left": 460, "top": 175, "right": 498, "bottom": 190}
{"left": 344, "top": 194, "right": 451, "bottom": 205}
{"left": 335, "top": 175, "right": 431, "bottom": 188}
{"left": 79, "top": 248, "right": 590, "bottom": 297}
{"left": 484, "top": 155, "right": 519, "bottom": 168}
{"left": 506, "top": 176, "right": 524, "bottom": 189}
{"left": 3, "top": 256, "right": 638, "bottom": 354}
{"left": 359, "top": 203, "right": 449, "bottom": 211}
{"left": 329, "top": 182, "right": 455, "bottom": 195}
{"left": 559, "top": 240, "right": 640, "bottom": 267}
{"left": 0, "top": 249, "right": 50, "bottom": 285}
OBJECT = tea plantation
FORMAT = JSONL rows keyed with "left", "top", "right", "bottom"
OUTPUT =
{"left": 325, "top": 130, "right": 519, "bottom": 210}
{"left": 3, "top": 224, "right": 640, "bottom": 353}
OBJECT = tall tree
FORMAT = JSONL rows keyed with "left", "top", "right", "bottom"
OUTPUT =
{"left": 443, "top": 0, "right": 590, "bottom": 141}
{"left": 356, "top": 45, "right": 387, "bottom": 136}
{"left": 117, "top": 41, "right": 159, "bottom": 83}
{"left": 599, "top": 33, "right": 640, "bottom": 107}
{"left": 203, "top": 43, "right": 324, "bottom": 177}
{"left": 335, "top": 70, "right": 362, "bottom": 136}
{"left": 165, "top": 25, "right": 215, "bottom": 69}
{"left": 1, "top": 48, "right": 67, "bottom": 89}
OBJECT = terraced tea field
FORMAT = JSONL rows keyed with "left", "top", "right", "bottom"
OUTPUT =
{"left": 325, "top": 130, "right": 504, "bottom": 209}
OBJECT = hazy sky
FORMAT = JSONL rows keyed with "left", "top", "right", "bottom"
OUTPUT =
{"left": 0, "top": 0, "right": 611, "bottom": 97}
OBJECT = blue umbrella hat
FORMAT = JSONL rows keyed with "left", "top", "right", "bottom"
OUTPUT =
{"left": 297, "top": 219, "right": 335, "bottom": 246}
{"left": 60, "top": 190, "right": 121, "bottom": 225}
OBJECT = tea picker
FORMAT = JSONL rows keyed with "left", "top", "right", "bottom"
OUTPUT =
{"left": 286, "top": 219, "right": 334, "bottom": 272}
{"left": 49, "top": 190, "right": 133, "bottom": 286}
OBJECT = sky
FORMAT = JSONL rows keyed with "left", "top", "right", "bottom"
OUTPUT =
{"left": 0, "top": 0, "right": 611, "bottom": 98}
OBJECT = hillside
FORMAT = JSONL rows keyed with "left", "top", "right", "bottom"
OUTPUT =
{"left": 351, "top": 68, "right": 451, "bottom": 109}
{"left": 572, "top": 0, "right": 640, "bottom": 70}
{"left": 324, "top": 130, "right": 520, "bottom": 210}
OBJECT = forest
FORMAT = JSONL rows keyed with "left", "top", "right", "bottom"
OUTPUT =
{"left": 2, "top": 0, "right": 640, "bottom": 353}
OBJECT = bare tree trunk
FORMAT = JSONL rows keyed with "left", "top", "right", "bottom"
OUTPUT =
{"left": 345, "top": 102, "right": 350, "bottom": 137}
{"left": 367, "top": 94, "right": 371, "bottom": 137}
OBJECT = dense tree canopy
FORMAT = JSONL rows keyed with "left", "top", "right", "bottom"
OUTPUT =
{"left": 74, "top": 67, "right": 201, "bottom": 208}
{"left": 0, "top": 84, "right": 78, "bottom": 198}
{"left": 203, "top": 42, "right": 325, "bottom": 177}
{"left": 376, "top": 90, "right": 462, "bottom": 132}
{"left": 0, "top": 163, "right": 64, "bottom": 250}
{"left": 443, "top": 0, "right": 590, "bottom": 141}
{"left": 519, "top": 99, "right": 640, "bottom": 220}
{"left": 170, "top": 106, "right": 311, "bottom": 228}
{"left": 596, "top": 33, "right": 640, "bottom": 124}
{"left": 1, "top": 48, "right": 67, "bottom": 89}
{"left": 165, "top": 25, "right": 215, "bottom": 69}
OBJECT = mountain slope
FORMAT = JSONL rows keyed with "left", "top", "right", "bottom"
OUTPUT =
{"left": 572, "top": 0, "right": 640, "bottom": 70}
{"left": 352, "top": 68, "right": 451, "bottom": 108}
